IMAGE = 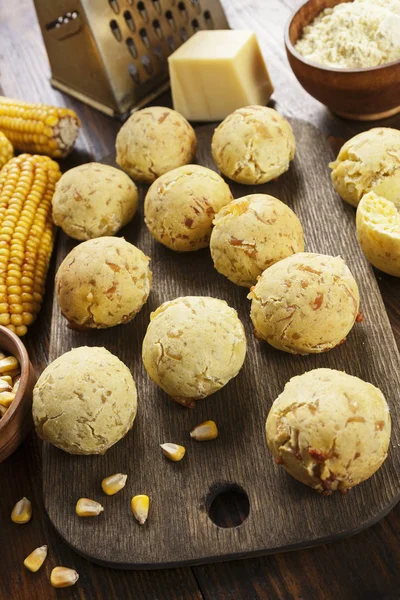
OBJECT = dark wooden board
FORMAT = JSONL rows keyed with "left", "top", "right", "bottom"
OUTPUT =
{"left": 42, "top": 120, "right": 400, "bottom": 569}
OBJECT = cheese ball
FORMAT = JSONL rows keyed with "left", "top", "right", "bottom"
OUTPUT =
{"left": 266, "top": 369, "right": 391, "bottom": 493}
{"left": 52, "top": 162, "right": 138, "bottom": 241}
{"left": 56, "top": 237, "right": 151, "bottom": 329}
{"left": 249, "top": 252, "right": 360, "bottom": 355}
{"left": 210, "top": 194, "right": 304, "bottom": 287}
{"left": 33, "top": 346, "right": 138, "bottom": 455}
{"left": 144, "top": 165, "right": 233, "bottom": 251}
{"left": 329, "top": 128, "right": 400, "bottom": 208}
{"left": 356, "top": 191, "right": 400, "bottom": 277}
{"left": 211, "top": 106, "right": 296, "bottom": 185}
{"left": 142, "top": 296, "right": 247, "bottom": 407}
{"left": 116, "top": 106, "right": 196, "bottom": 183}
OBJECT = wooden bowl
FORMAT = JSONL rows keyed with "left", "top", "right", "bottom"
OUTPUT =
{"left": 0, "top": 327, "right": 37, "bottom": 462}
{"left": 285, "top": 0, "right": 400, "bottom": 120}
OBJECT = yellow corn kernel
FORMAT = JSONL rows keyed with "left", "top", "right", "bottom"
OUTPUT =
{"left": 23, "top": 545, "right": 48, "bottom": 572}
{"left": 50, "top": 567, "right": 79, "bottom": 588}
{"left": 12, "top": 375, "right": 20, "bottom": 394}
{"left": 131, "top": 495, "right": 149, "bottom": 525}
{"left": 0, "top": 356, "right": 19, "bottom": 373}
{"left": 0, "top": 391, "right": 15, "bottom": 407}
{"left": 0, "top": 404, "right": 7, "bottom": 417}
{"left": 0, "top": 378, "right": 11, "bottom": 392}
{"left": 0, "top": 375, "right": 12, "bottom": 384}
{"left": 5, "top": 368, "right": 20, "bottom": 379}
{"left": 101, "top": 473, "right": 127, "bottom": 496}
{"left": 160, "top": 443, "right": 186, "bottom": 462}
{"left": 0, "top": 97, "right": 80, "bottom": 158}
{"left": 75, "top": 498, "right": 104, "bottom": 517}
{"left": 11, "top": 496, "right": 32, "bottom": 523}
{"left": 190, "top": 420, "right": 219, "bottom": 441}
{"left": 0, "top": 131, "right": 13, "bottom": 169}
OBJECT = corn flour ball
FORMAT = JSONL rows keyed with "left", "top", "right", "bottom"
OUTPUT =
{"left": 266, "top": 369, "right": 391, "bottom": 493}
{"left": 52, "top": 162, "right": 138, "bottom": 240}
{"left": 356, "top": 191, "right": 400, "bottom": 277}
{"left": 33, "top": 346, "right": 138, "bottom": 455}
{"left": 142, "top": 296, "right": 247, "bottom": 407}
{"left": 329, "top": 128, "right": 400, "bottom": 208}
{"left": 249, "top": 252, "right": 360, "bottom": 355}
{"left": 144, "top": 165, "right": 233, "bottom": 251}
{"left": 56, "top": 237, "right": 151, "bottom": 329}
{"left": 116, "top": 106, "right": 196, "bottom": 183}
{"left": 212, "top": 106, "right": 296, "bottom": 185}
{"left": 210, "top": 194, "right": 304, "bottom": 287}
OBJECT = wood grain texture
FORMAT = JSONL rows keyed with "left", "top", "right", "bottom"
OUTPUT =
{"left": 42, "top": 120, "right": 400, "bottom": 568}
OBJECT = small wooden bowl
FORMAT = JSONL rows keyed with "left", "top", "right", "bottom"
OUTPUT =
{"left": 285, "top": 0, "right": 400, "bottom": 120}
{"left": 0, "top": 327, "right": 37, "bottom": 463}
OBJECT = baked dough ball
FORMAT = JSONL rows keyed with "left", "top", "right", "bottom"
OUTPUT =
{"left": 249, "top": 252, "right": 360, "bottom": 355}
{"left": 52, "top": 162, "right": 138, "bottom": 240}
{"left": 56, "top": 237, "right": 151, "bottom": 329}
{"left": 142, "top": 296, "right": 247, "bottom": 407}
{"left": 116, "top": 106, "right": 196, "bottom": 183}
{"left": 356, "top": 191, "right": 400, "bottom": 277}
{"left": 211, "top": 106, "right": 296, "bottom": 185}
{"left": 266, "top": 368, "right": 391, "bottom": 493}
{"left": 210, "top": 194, "right": 304, "bottom": 287}
{"left": 33, "top": 346, "right": 137, "bottom": 455}
{"left": 329, "top": 128, "right": 400, "bottom": 208}
{"left": 144, "top": 165, "right": 233, "bottom": 251}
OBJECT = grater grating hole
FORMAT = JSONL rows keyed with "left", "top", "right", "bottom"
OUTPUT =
{"left": 165, "top": 10, "right": 176, "bottom": 30}
{"left": 191, "top": 18, "right": 199, "bottom": 31}
{"left": 124, "top": 10, "right": 135, "bottom": 32}
{"left": 110, "top": 19, "right": 122, "bottom": 41}
{"left": 139, "top": 27, "right": 151, "bottom": 48}
{"left": 178, "top": 1, "right": 188, "bottom": 22}
{"left": 204, "top": 10, "right": 214, "bottom": 28}
{"left": 126, "top": 37, "right": 138, "bottom": 58}
{"left": 153, "top": 19, "right": 163, "bottom": 38}
{"left": 137, "top": 1, "right": 149, "bottom": 23}
{"left": 141, "top": 55, "right": 153, "bottom": 75}
{"left": 151, "top": 0, "right": 161, "bottom": 14}
{"left": 128, "top": 63, "right": 141, "bottom": 84}
{"left": 153, "top": 45, "right": 164, "bottom": 61}
{"left": 167, "top": 35, "right": 175, "bottom": 51}
{"left": 180, "top": 26, "right": 188, "bottom": 41}
{"left": 109, "top": 0, "right": 119, "bottom": 14}
{"left": 189, "top": 0, "right": 201, "bottom": 14}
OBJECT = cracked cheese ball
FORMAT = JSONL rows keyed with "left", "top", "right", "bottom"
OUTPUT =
{"left": 142, "top": 296, "right": 247, "bottom": 407}
{"left": 356, "top": 191, "right": 400, "bottom": 277}
{"left": 52, "top": 163, "right": 138, "bottom": 241}
{"left": 211, "top": 106, "right": 296, "bottom": 185}
{"left": 329, "top": 128, "right": 400, "bottom": 208}
{"left": 144, "top": 165, "right": 233, "bottom": 251}
{"left": 266, "top": 369, "right": 391, "bottom": 494}
{"left": 116, "top": 106, "right": 197, "bottom": 183}
{"left": 33, "top": 346, "right": 138, "bottom": 455}
{"left": 249, "top": 252, "right": 360, "bottom": 355}
{"left": 56, "top": 237, "right": 151, "bottom": 329}
{"left": 210, "top": 194, "right": 304, "bottom": 287}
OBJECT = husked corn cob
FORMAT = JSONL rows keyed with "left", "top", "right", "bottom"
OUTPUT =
{"left": 11, "top": 496, "right": 32, "bottom": 523}
{"left": 0, "top": 154, "right": 61, "bottom": 336}
{"left": 24, "top": 545, "right": 48, "bottom": 572}
{"left": 0, "top": 132, "right": 13, "bottom": 169}
{"left": 0, "top": 97, "right": 80, "bottom": 158}
{"left": 131, "top": 495, "right": 150, "bottom": 525}
{"left": 51, "top": 567, "right": 79, "bottom": 588}
{"left": 190, "top": 420, "right": 218, "bottom": 441}
{"left": 160, "top": 443, "right": 186, "bottom": 462}
{"left": 75, "top": 497, "right": 104, "bottom": 517}
{"left": 101, "top": 473, "right": 127, "bottom": 496}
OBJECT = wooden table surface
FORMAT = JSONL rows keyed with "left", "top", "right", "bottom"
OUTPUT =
{"left": 0, "top": 1, "right": 399, "bottom": 598}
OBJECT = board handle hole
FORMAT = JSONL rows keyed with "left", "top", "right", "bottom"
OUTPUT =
{"left": 206, "top": 483, "right": 250, "bottom": 528}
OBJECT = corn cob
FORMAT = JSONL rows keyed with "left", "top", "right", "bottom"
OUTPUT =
{"left": 0, "top": 154, "right": 61, "bottom": 336}
{"left": 0, "top": 132, "right": 13, "bottom": 169}
{"left": 0, "top": 97, "right": 80, "bottom": 158}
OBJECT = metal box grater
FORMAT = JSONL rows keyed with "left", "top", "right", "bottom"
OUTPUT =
{"left": 33, "top": 0, "right": 229, "bottom": 118}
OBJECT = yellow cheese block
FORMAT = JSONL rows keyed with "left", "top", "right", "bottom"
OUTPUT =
{"left": 168, "top": 30, "right": 274, "bottom": 122}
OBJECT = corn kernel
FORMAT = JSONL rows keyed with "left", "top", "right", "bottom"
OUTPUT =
{"left": 75, "top": 498, "right": 104, "bottom": 517}
{"left": 0, "top": 378, "right": 11, "bottom": 392}
{"left": 0, "top": 391, "right": 15, "bottom": 407}
{"left": 23, "top": 545, "right": 47, "bottom": 572}
{"left": 131, "top": 495, "right": 149, "bottom": 525}
{"left": 11, "top": 496, "right": 32, "bottom": 523}
{"left": 190, "top": 420, "right": 219, "bottom": 441}
{"left": 0, "top": 356, "right": 19, "bottom": 374}
{"left": 50, "top": 567, "right": 79, "bottom": 588}
{"left": 0, "top": 375, "right": 12, "bottom": 384}
{"left": 160, "top": 443, "right": 186, "bottom": 462}
{"left": 101, "top": 473, "right": 127, "bottom": 496}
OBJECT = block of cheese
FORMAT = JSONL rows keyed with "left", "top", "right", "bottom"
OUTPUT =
{"left": 168, "top": 30, "right": 274, "bottom": 122}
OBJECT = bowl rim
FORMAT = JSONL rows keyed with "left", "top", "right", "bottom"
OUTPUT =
{"left": 0, "top": 326, "right": 31, "bottom": 433}
{"left": 284, "top": 0, "right": 400, "bottom": 74}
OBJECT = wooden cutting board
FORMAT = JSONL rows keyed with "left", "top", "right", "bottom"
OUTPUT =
{"left": 42, "top": 120, "right": 400, "bottom": 569}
